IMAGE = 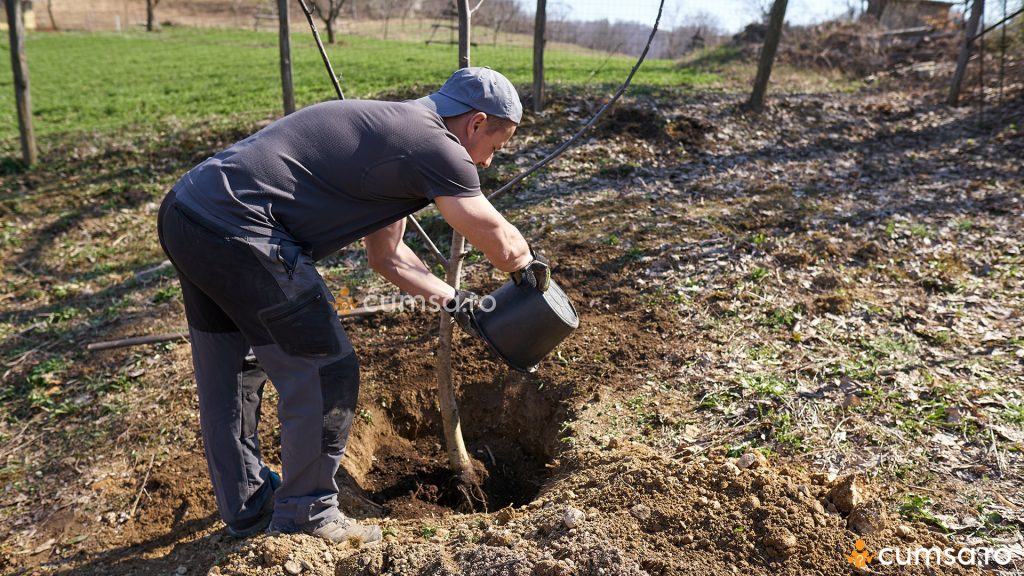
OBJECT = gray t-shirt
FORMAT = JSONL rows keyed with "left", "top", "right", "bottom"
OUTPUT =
{"left": 172, "top": 100, "right": 481, "bottom": 260}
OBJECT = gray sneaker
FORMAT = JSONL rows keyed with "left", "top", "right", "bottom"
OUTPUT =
{"left": 312, "top": 515, "right": 382, "bottom": 546}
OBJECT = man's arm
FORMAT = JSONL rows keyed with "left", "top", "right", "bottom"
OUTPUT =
{"left": 433, "top": 194, "right": 532, "bottom": 273}
{"left": 364, "top": 219, "right": 456, "bottom": 304}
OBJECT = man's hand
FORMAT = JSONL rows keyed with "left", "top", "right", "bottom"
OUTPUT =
{"left": 511, "top": 250, "right": 550, "bottom": 292}
{"left": 443, "top": 289, "right": 484, "bottom": 340}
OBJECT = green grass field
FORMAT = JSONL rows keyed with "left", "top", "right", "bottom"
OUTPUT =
{"left": 0, "top": 27, "right": 715, "bottom": 139}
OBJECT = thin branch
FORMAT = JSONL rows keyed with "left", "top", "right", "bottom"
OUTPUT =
{"left": 295, "top": 0, "right": 447, "bottom": 267}
{"left": 469, "top": 0, "right": 486, "bottom": 15}
{"left": 406, "top": 214, "right": 449, "bottom": 266}
{"left": 487, "top": 0, "right": 665, "bottom": 202}
{"left": 296, "top": 0, "right": 345, "bottom": 99}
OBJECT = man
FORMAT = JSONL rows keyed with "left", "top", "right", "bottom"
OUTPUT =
{"left": 157, "top": 67, "right": 549, "bottom": 544}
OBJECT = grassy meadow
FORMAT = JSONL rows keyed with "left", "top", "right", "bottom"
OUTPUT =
{"left": 0, "top": 26, "right": 715, "bottom": 140}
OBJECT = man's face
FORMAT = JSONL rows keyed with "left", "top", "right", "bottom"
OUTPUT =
{"left": 465, "top": 118, "right": 517, "bottom": 169}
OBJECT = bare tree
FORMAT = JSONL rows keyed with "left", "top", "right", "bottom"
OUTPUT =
{"left": 477, "top": 0, "right": 523, "bottom": 45}
{"left": 309, "top": 0, "right": 347, "bottom": 44}
{"left": 745, "top": 0, "right": 787, "bottom": 113}
{"left": 146, "top": 0, "right": 161, "bottom": 31}
{"left": 46, "top": 0, "right": 58, "bottom": 30}
{"left": 368, "top": 0, "right": 416, "bottom": 39}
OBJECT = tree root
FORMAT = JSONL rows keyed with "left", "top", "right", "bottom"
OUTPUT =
{"left": 450, "top": 457, "right": 490, "bottom": 513}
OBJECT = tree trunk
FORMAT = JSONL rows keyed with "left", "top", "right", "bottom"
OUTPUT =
{"left": 532, "top": 0, "right": 546, "bottom": 112}
{"left": 5, "top": 0, "right": 38, "bottom": 166}
{"left": 146, "top": 0, "right": 157, "bottom": 31}
{"left": 278, "top": 0, "right": 296, "bottom": 114}
{"left": 434, "top": 0, "right": 485, "bottom": 510}
{"left": 745, "top": 0, "right": 788, "bottom": 113}
{"left": 46, "top": 0, "right": 58, "bottom": 30}
{"left": 326, "top": 17, "right": 335, "bottom": 43}
{"left": 947, "top": 0, "right": 984, "bottom": 106}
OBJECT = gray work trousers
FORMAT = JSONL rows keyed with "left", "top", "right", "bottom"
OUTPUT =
{"left": 157, "top": 190, "right": 359, "bottom": 533}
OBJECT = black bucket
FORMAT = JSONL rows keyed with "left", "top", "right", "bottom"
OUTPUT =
{"left": 473, "top": 278, "right": 580, "bottom": 372}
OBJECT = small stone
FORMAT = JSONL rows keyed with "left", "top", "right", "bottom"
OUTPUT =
{"left": 842, "top": 394, "right": 862, "bottom": 409}
{"left": 680, "top": 533, "right": 694, "bottom": 544}
{"left": 810, "top": 500, "right": 826, "bottom": 515}
{"left": 737, "top": 451, "right": 767, "bottom": 470}
{"left": 606, "top": 437, "right": 620, "bottom": 450}
{"left": 563, "top": 507, "right": 586, "bottom": 529}
{"left": 746, "top": 495, "right": 762, "bottom": 509}
{"left": 828, "top": 475, "right": 863, "bottom": 514}
{"left": 283, "top": 560, "right": 303, "bottom": 575}
{"left": 629, "top": 503, "right": 651, "bottom": 522}
{"left": 175, "top": 566, "right": 187, "bottom": 575}
{"left": 896, "top": 525, "right": 915, "bottom": 539}
{"left": 721, "top": 462, "right": 742, "bottom": 476}
{"left": 103, "top": 512, "right": 118, "bottom": 526}
{"left": 797, "top": 485, "right": 811, "bottom": 499}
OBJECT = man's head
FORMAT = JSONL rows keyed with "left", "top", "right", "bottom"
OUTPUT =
{"left": 417, "top": 67, "right": 522, "bottom": 168}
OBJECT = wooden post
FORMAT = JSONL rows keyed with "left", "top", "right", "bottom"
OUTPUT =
{"left": 435, "top": 0, "right": 482, "bottom": 498}
{"left": 278, "top": 0, "right": 296, "bottom": 114}
{"left": 532, "top": 0, "right": 546, "bottom": 112}
{"left": 948, "top": 0, "right": 984, "bottom": 106}
{"left": 457, "top": 0, "right": 470, "bottom": 68}
{"left": 745, "top": 0, "right": 788, "bottom": 114}
{"left": 5, "top": 0, "right": 38, "bottom": 167}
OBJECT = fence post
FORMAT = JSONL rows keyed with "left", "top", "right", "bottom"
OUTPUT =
{"left": 278, "top": 0, "right": 296, "bottom": 114}
{"left": 5, "top": 0, "right": 38, "bottom": 167}
{"left": 532, "top": 0, "right": 546, "bottom": 112}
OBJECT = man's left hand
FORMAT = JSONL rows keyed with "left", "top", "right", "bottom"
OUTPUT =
{"left": 443, "top": 289, "right": 484, "bottom": 340}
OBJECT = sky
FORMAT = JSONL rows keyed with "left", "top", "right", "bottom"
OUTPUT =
{"left": 549, "top": 0, "right": 859, "bottom": 33}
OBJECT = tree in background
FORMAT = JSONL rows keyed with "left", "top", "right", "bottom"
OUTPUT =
{"left": 146, "top": 0, "right": 161, "bottom": 31}
{"left": 745, "top": 0, "right": 787, "bottom": 113}
{"left": 309, "top": 0, "right": 346, "bottom": 43}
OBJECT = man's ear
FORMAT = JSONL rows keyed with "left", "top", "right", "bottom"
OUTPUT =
{"left": 469, "top": 112, "right": 488, "bottom": 136}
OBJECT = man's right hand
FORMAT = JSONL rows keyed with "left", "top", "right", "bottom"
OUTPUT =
{"left": 511, "top": 250, "right": 550, "bottom": 292}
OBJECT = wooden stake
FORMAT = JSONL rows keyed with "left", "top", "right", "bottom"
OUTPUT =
{"left": 278, "top": 0, "right": 296, "bottom": 115}
{"left": 5, "top": 0, "right": 37, "bottom": 166}
{"left": 532, "top": 0, "right": 547, "bottom": 113}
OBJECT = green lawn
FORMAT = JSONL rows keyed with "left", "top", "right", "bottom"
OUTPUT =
{"left": 0, "top": 27, "right": 714, "bottom": 139}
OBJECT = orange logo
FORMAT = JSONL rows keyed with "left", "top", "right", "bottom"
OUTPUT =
{"left": 848, "top": 539, "right": 874, "bottom": 569}
{"left": 334, "top": 286, "right": 358, "bottom": 315}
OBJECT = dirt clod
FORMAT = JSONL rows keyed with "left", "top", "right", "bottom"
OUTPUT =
{"left": 848, "top": 501, "right": 889, "bottom": 536}
{"left": 827, "top": 475, "right": 863, "bottom": 514}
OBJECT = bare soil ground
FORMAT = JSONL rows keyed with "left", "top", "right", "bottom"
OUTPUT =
{"left": 1, "top": 77, "right": 1023, "bottom": 574}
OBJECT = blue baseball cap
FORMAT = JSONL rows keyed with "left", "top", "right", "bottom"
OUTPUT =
{"left": 417, "top": 67, "right": 523, "bottom": 124}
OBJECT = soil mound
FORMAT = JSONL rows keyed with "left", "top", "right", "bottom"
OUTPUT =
{"left": 211, "top": 444, "right": 973, "bottom": 576}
